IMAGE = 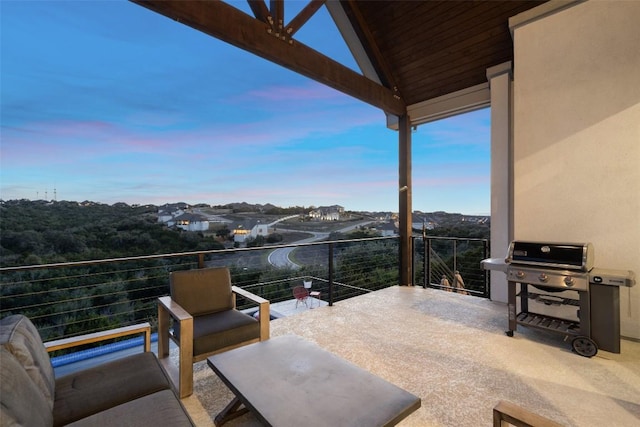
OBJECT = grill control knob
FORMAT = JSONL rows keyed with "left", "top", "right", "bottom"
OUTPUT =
{"left": 538, "top": 273, "right": 549, "bottom": 283}
{"left": 564, "top": 276, "right": 574, "bottom": 287}
{"left": 516, "top": 270, "right": 526, "bottom": 279}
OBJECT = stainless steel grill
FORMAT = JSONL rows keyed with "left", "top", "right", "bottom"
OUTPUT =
{"left": 505, "top": 241, "right": 592, "bottom": 292}
{"left": 482, "top": 241, "right": 635, "bottom": 357}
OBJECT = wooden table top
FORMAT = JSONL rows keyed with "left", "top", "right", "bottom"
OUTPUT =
{"left": 207, "top": 335, "right": 421, "bottom": 427}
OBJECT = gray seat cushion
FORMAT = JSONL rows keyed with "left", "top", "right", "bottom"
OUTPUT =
{"left": 174, "top": 309, "right": 260, "bottom": 356}
{"left": 53, "top": 351, "right": 171, "bottom": 426}
{"left": 65, "top": 390, "right": 194, "bottom": 427}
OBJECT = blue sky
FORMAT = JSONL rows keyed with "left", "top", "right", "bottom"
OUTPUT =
{"left": 1, "top": 1, "right": 490, "bottom": 214}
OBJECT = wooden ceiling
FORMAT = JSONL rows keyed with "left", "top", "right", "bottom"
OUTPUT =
{"left": 132, "top": 0, "right": 546, "bottom": 117}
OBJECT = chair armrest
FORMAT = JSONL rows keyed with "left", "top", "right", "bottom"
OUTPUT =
{"left": 157, "top": 296, "right": 194, "bottom": 397}
{"left": 232, "top": 286, "right": 268, "bottom": 304}
{"left": 157, "top": 295, "right": 194, "bottom": 359}
{"left": 232, "top": 286, "right": 270, "bottom": 340}
{"left": 158, "top": 295, "right": 193, "bottom": 322}
{"left": 44, "top": 322, "right": 151, "bottom": 353}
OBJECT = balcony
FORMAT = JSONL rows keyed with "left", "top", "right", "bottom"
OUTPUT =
{"left": 2, "top": 238, "right": 638, "bottom": 426}
{"left": 179, "top": 286, "right": 639, "bottom": 426}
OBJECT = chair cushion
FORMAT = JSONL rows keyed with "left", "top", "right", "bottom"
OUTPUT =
{"left": 175, "top": 309, "right": 260, "bottom": 356}
{"left": 65, "top": 390, "right": 194, "bottom": 427}
{"left": 0, "top": 314, "right": 56, "bottom": 410}
{"left": 170, "top": 267, "right": 233, "bottom": 316}
{"left": 0, "top": 347, "right": 54, "bottom": 427}
{"left": 52, "top": 351, "right": 171, "bottom": 426}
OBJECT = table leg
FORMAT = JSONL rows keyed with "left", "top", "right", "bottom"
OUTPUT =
{"left": 214, "top": 396, "right": 249, "bottom": 426}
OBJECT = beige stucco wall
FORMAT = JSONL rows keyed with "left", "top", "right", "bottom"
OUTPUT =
{"left": 513, "top": 0, "right": 640, "bottom": 339}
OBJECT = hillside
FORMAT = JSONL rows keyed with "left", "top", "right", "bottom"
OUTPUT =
{"left": 0, "top": 200, "right": 224, "bottom": 267}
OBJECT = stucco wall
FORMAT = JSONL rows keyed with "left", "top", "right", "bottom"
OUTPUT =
{"left": 513, "top": 1, "right": 640, "bottom": 339}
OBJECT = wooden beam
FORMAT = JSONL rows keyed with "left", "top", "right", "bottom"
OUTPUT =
{"left": 247, "top": 0, "right": 270, "bottom": 24}
{"left": 286, "top": 0, "right": 325, "bottom": 37}
{"left": 270, "top": 0, "right": 284, "bottom": 33}
{"left": 342, "top": 0, "right": 401, "bottom": 98}
{"left": 398, "top": 113, "right": 412, "bottom": 286}
{"left": 131, "top": 0, "right": 405, "bottom": 116}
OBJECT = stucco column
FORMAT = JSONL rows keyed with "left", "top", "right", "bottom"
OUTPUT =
{"left": 486, "top": 62, "right": 513, "bottom": 302}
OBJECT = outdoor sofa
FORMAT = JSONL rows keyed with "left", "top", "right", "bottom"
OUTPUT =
{"left": 0, "top": 314, "right": 195, "bottom": 426}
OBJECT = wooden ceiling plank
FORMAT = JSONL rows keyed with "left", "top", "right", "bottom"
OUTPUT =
{"left": 389, "top": 4, "right": 511, "bottom": 60}
{"left": 399, "top": 25, "right": 511, "bottom": 78}
{"left": 286, "top": 0, "right": 325, "bottom": 37}
{"left": 374, "top": 1, "right": 469, "bottom": 46}
{"left": 131, "top": 0, "right": 405, "bottom": 116}
{"left": 343, "top": 1, "right": 402, "bottom": 98}
{"left": 407, "top": 41, "right": 513, "bottom": 87}
{"left": 409, "top": 49, "right": 511, "bottom": 102}
{"left": 382, "top": 1, "right": 539, "bottom": 64}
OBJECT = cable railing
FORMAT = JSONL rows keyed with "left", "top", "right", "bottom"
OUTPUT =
{"left": 0, "top": 235, "right": 489, "bottom": 343}
{"left": 414, "top": 236, "right": 490, "bottom": 298}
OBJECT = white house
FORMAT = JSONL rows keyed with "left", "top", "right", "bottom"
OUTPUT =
{"left": 232, "top": 218, "right": 289, "bottom": 244}
{"left": 173, "top": 212, "right": 209, "bottom": 232}
{"left": 157, "top": 203, "right": 189, "bottom": 224}
{"left": 309, "top": 205, "right": 344, "bottom": 221}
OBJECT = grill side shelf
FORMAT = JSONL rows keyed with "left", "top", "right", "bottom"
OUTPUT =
{"left": 516, "top": 312, "right": 581, "bottom": 335}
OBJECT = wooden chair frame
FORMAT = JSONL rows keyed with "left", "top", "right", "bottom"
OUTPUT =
{"left": 45, "top": 323, "right": 151, "bottom": 354}
{"left": 157, "top": 286, "right": 269, "bottom": 398}
{"left": 493, "top": 401, "right": 564, "bottom": 427}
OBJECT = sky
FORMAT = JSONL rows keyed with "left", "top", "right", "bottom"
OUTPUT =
{"left": 0, "top": 1, "right": 490, "bottom": 215}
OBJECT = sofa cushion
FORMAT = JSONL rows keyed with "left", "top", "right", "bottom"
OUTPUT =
{"left": 53, "top": 351, "right": 171, "bottom": 427}
{"left": 0, "top": 314, "right": 55, "bottom": 410}
{"left": 0, "top": 347, "right": 53, "bottom": 427}
{"left": 65, "top": 390, "right": 194, "bottom": 427}
{"left": 190, "top": 309, "right": 259, "bottom": 356}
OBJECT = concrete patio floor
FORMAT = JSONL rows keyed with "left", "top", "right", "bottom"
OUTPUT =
{"left": 178, "top": 286, "right": 640, "bottom": 426}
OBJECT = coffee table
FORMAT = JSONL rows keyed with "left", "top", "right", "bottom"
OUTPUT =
{"left": 207, "top": 335, "right": 421, "bottom": 427}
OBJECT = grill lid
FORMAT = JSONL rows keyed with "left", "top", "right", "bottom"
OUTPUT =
{"left": 506, "top": 241, "right": 594, "bottom": 271}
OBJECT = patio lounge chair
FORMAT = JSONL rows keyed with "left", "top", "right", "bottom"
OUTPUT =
{"left": 157, "top": 267, "right": 269, "bottom": 398}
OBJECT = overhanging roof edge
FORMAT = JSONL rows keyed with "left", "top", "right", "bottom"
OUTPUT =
{"left": 407, "top": 83, "right": 491, "bottom": 127}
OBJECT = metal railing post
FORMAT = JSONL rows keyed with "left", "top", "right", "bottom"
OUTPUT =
{"left": 453, "top": 240, "right": 457, "bottom": 274}
{"left": 328, "top": 242, "right": 334, "bottom": 306}
{"left": 411, "top": 237, "right": 415, "bottom": 287}
{"left": 484, "top": 239, "right": 490, "bottom": 298}
{"left": 426, "top": 238, "right": 432, "bottom": 287}
{"left": 422, "top": 237, "right": 427, "bottom": 288}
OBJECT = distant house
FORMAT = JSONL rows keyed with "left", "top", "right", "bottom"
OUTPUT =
{"left": 232, "top": 218, "right": 286, "bottom": 244}
{"left": 376, "top": 221, "right": 398, "bottom": 237}
{"left": 309, "top": 205, "right": 344, "bottom": 221}
{"left": 232, "top": 219, "right": 265, "bottom": 244}
{"left": 173, "top": 212, "right": 209, "bottom": 232}
{"left": 157, "top": 203, "right": 189, "bottom": 224}
{"left": 232, "top": 225, "right": 251, "bottom": 243}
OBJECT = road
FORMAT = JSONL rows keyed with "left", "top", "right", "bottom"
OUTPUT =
{"left": 267, "top": 221, "right": 373, "bottom": 269}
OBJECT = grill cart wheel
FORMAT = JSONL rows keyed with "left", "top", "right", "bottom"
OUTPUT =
{"left": 505, "top": 330, "right": 514, "bottom": 337}
{"left": 572, "top": 336, "right": 598, "bottom": 357}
